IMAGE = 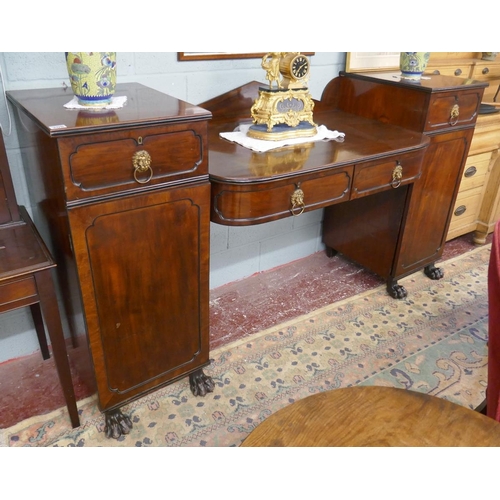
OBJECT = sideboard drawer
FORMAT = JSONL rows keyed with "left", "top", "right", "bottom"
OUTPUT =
{"left": 211, "top": 167, "right": 353, "bottom": 225}
{"left": 351, "top": 151, "right": 423, "bottom": 199}
{"left": 58, "top": 121, "right": 207, "bottom": 202}
{"left": 425, "top": 90, "right": 482, "bottom": 132}
{"left": 0, "top": 276, "right": 37, "bottom": 310}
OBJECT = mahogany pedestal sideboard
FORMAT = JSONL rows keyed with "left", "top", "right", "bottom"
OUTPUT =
{"left": 320, "top": 72, "right": 486, "bottom": 288}
{"left": 7, "top": 83, "right": 214, "bottom": 439}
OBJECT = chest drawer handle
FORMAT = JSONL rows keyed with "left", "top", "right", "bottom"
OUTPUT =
{"left": 483, "top": 67, "right": 490, "bottom": 75}
{"left": 132, "top": 150, "right": 153, "bottom": 184}
{"left": 290, "top": 184, "right": 305, "bottom": 216}
{"left": 449, "top": 104, "right": 459, "bottom": 126}
{"left": 454, "top": 68, "right": 462, "bottom": 76}
{"left": 464, "top": 166, "right": 477, "bottom": 178}
{"left": 391, "top": 163, "right": 403, "bottom": 188}
{"left": 454, "top": 205, "right": 467, "bottom": 217}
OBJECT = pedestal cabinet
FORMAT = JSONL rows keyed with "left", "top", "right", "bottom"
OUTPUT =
{"left": 426, "top": 52, "right": 500, "bottom": 243}
{"left": 7, "top": 83, "right": 214, "bottom": 438}
{"left": 320, "top": 71, "right": 486, "bottom": 287}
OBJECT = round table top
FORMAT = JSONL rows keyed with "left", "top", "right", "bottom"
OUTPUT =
{"left": 240, "top": 386, "right": 500, "bottom": 447}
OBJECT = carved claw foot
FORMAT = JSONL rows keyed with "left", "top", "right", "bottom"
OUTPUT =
{"left": 387, "top": 281, "right": 407, "bottom": 299}
{"left": 326, "top": 247, "right": 338, "bottom": 258}
{"left": 424, "top": 264, "right": 444, "bottom": 280}
{"left": 189, "top": 369, "right": 215, "bottom": 397}
{"left": 104, "top": 408, "right": 133, "bottom": 440}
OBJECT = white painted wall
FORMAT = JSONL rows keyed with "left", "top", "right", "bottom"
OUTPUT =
{"left": 0, "top": 52, "right": 346, "bottom": 362}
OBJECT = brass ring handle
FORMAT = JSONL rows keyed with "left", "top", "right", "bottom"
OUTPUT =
{"left": 132, "top": 150, "right": 153, "bottom": 184}
{"left": 391, "top": 163, "right": 403, "bottom": 188}
{"left": 449, "top": 104, "right": 459, "bottom": 126}
{"left": 290, "top": 185, "right": 305, "bottom": 216}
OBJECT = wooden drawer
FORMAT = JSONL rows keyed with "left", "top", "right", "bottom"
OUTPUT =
{"left": 0, "top": 276, "right": 37, "bottom": 310}
{"left": 471, "top": 62, "right": 500, "bottom": 81}
{"left": 449, "top": 187, "right": 483, "bottom": 230}
{"left": 58, "top": 121, "right": 207, "bottom": 202}
{"left": 427, "top": 65, "right": 472, "bottom": 79}
{"left": 351, "top": 151, "right": 423, "bottom": 199}
{"left": 211, "top": 167, "right": 353, "bottom": 225}
{"left": 459, "top": 152, "right": 491, "bottom": 192}
{"left": 425, "top": 90, "right": 483, "bottom": 132}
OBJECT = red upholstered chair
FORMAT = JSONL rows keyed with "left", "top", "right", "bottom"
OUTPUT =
{"left": 487, "top": 219, "right": 500, "bottom": 421}
{"left": 0, "top": 130, "right": 79, "bottom": 428}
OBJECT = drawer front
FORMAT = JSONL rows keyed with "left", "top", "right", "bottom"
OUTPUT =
{"left": 58, "top": 121, "right": 208, "bottom": 202}
{"left": 471, "top": 62, "right": 500, "bottom": 81}
{"left": 351, "top": 151, "right": 423, "bottom": 199}
{"left": 459, "top": 152, "right": 491, "bottom": 192}
{"left": 449, "top": 187, "right": 483, "bottom": 230}
{"left": 211, "top": 167, "right": 353, "bottom": 225}
{"left": 425, "top": 90, "right": 482, "bottom": 132}
{"left": 0, "top": 276, "right": 37, "bottom": 308}
{"left": 428, "top": 65, "right": 472, "bottom": 79}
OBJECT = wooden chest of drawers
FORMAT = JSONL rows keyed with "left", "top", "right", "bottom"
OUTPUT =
{"left": 6, "top": 83, "right": 214, "bottom": 438}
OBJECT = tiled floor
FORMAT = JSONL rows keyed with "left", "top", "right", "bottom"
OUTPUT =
{"left": 0, "top": 232, "right": 489, "bottom": 429}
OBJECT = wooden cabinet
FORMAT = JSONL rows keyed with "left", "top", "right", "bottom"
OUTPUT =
{"left": 6, "top": 83, "right": 214, "bottom": 439}
{"left": 321, "top": 71, "right": 486, "bottom": 288}
{"left": 427, "top": 52, "right": 500, "bottom": 243}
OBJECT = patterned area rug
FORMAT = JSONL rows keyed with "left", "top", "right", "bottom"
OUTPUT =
{"left": 0, "top": 245, "right": 490, "bottom": 447}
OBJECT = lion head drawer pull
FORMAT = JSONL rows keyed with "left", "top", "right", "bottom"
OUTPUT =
{"left": 449, "top": 104, "right": 460, "bottom": 126}
{"left": 290, "top": 183, "right": 305, "bottom": 216}
{"left": 391, "top": 163, "right": 403, "bottom": 188}
{"left": 132, "top": 150, "right": 153, "bottom": 184}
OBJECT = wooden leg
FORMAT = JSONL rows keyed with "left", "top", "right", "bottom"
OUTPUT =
{"left": 386, "top": 279, "right": 408, "bottom": 299}
{"left": 34, "top": 268, "right": 80, "bottom": 428}
{"left": 189, "top": 369, "right": 215, "bottom": 397}
{"left": 29, "top": 302, "right": 50, "bottom": 360}
{"left": 424, "top": 263, "right": 444, "bottom": 280}
{"left": 104, "top": 408, "right": 133, "bottom": 439}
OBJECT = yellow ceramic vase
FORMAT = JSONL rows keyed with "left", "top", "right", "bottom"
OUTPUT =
{"left": 66, "top": 52, "right": 117, "bottom": 106}
{"left": 399, "top": 52, "right": 430, "bottom": 81}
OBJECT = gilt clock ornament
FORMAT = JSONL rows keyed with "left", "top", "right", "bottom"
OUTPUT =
{"left": 248, "top": 52, "right": 317, "bottom": 141}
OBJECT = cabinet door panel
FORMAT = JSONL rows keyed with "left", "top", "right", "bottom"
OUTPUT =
{"left": 68, "top": 183, "right": 210, "bottom": 410}
{"left": 395, "top": 129, "right": 473, "bottom": 275}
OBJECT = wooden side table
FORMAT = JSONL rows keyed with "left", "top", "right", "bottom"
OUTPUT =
{"left": 241, "top": 386, "right": 500, "bottom": 447}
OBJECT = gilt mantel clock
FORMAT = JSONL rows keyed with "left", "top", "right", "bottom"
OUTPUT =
{"left": 248, "top": 52, "right": 317, "bottom": 140}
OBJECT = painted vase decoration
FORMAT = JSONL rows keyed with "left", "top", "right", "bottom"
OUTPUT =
{"left": 399, "top": 52, "right": 430, "bottom": 81}
{"left": 482, "top": 52, "right": 498, "bottom": 61}
{"left": 66, "top": 52, "right": 117, "bottom": 106}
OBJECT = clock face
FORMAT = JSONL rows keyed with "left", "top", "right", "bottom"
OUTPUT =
{"left": 291, "top": 55, "right": 309, "bottom": 80}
